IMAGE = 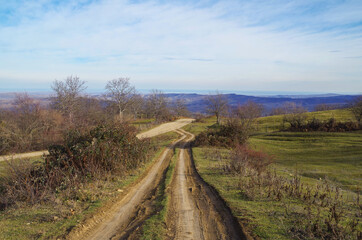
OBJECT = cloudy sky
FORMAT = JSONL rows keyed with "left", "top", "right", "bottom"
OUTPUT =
{"left": 0, "top": 0, "right": 361, "bottom": 94}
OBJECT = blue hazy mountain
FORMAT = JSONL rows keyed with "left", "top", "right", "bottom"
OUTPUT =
{"left": 164, "top": 93, "right": 358, "bottom": 113}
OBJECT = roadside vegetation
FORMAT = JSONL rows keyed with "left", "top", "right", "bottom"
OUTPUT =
{"left": 0, "top": 76, "right": 188, "bottom": 239}
{"left": 187, "top": 100, "right": 362, "bottom": 239}
{"left": 0, "top": 131, "right": 178, "bottom": 239}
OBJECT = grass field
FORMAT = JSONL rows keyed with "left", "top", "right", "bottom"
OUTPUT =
{"left": 185, "top": 109, "right": 361, "bottom": 239}
{"left": 255, "top": 108, "right": 355, "bottom": 133}
{"left": 0, "top": 131, "right": 179, "bottom": 240}
{"left": 250, "top": 131, "right": 362, "bottom": 192}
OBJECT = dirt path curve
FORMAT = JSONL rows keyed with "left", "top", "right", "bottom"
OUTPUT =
{"left": 67, "top": 120, "right": 193, "bottom": 240}
{"left": 0, "top": 118, "right": 194, "bottom": 162}
{"left": 0, "top": 150, "right": 49, "bottom": 162}
{"left": 169, "top": 129, "right": 249, "bottom": 240}
{"left": 136, "top": 118, "right": 194, "bottom": 139}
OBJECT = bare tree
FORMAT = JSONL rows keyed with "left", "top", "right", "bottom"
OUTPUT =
{"left": 105, "top": 78, "right": 136, "bottom": 121}
{"left": 227, "top": 101, "right": 264, "bottom": 143}
{"left": 282, "top": 102, "right": 307, "bottom": 129}
{"left": 205, "top": 91, "right": 228, "bottom": 124}
{"left": 172, "top": 98, "right": 190, "bottom": 117}
{"left": 51, "top": 76, "right": 86, "bottom": 124}
{"left": 0, "top": 93, "right": 47, "bottom": 153}
{"left": 145, "top": 90, "right": 170, "bottom": 122}
{"left": 350, "top": 96, "right": 362, "bottom": 124}
{"left": 128, "top": 94, "right": 144, "bottom": 120}
{"left": 314, "top": 104, "right": 336, "bottom": 112}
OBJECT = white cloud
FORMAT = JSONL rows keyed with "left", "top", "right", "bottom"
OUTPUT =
{"left": 0, "top": 0, "right": 361, "bottom": 93}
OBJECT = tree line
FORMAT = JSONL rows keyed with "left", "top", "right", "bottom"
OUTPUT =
{"left": 0, "top": 76, "right": 190, "bottom": 155}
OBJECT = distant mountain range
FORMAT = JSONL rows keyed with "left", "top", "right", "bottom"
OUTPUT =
{"left": 0, "top": 92, "right": 359, "bottom": 114}
{"left": 164, "top": 93, "right": 359, "bottom": 114}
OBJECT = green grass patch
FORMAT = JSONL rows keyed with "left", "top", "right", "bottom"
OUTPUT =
{"left": 256, "top": 109, "right": 356, "bottom": 133}
{"left": 250, "top": 131, "right": 362, "bottom": 192}
{"left": 192, "top": 147, "right": 361, "bottom": 239}
{"left": 141, "top": 149, "right": 179, "bottom": 240}
{"left": 192, "top": 147, "right": 291, "bottom": 239}
{"left": 182, "top": 116, "right": 217, "bottom": 135}
{"left": 185, "top": 110, "right": 361, "bottom": 239}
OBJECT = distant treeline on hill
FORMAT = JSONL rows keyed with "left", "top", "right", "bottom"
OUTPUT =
{"left": 163, "top": 93, "right": 358, "bottom": 114}
{"left": 0, "top": 92, "right": 359, "bottom": 114}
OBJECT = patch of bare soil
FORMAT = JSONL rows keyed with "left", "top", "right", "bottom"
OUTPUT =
{"left": 167, "top": 129, "right": 251, "bottom": 240}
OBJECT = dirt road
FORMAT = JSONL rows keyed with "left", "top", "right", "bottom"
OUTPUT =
{"left": 66, "top": 120, "right": 248, "bottom": 239}
{"left": 168, "top": 129, "right": 248, "bottom": 240}
{"left": 172, "top": 130, "right": 203, "bottom": 239}
{"left": 136, "top": 118, "right": 194, "bottom": 139}
{"left": 67, "top": 120, "right": 193, "bottom": 239}
{"left": 69, "top": 136, "right": 186, "bottom": 240}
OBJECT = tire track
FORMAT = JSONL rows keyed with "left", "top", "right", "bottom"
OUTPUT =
{"left": 169, "top": 129, "right": 250, "bottom": 240}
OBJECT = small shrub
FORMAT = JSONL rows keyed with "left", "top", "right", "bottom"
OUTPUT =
{"left": 228, "top": 144, "right": 273, "bottom": 176}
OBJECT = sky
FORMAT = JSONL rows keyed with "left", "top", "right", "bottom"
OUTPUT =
{"left": 0, "top": 0, "right": 362, "bottom": 94}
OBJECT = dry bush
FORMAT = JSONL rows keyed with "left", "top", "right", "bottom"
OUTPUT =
{"left": 0, "top": 159, "right": 52, "bottom": 209}
{"left": 228, "top": 144, "right": 273, "bottom": 176}
{"left": 0, "top": 123, "right": 151, "bottom": 210}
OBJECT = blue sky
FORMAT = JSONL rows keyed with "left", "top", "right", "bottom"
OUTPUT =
{"left": 0, "top": 0, "right": 361, "bottom": 94}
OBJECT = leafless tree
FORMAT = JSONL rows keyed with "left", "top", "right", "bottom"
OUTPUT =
{"left": 51, "top": 76, "right": 86, "bottom": 125}
{"left": 205, "top": 91, "right": 228, "bottom": 124}
{"left": 314, "top": 104, "right": 336, "bottom": 112}
{"left": 172, "top": 98, "right": 190, "bottom": 117}
{"left": 0, "top": 93, "right": 48, "bottom": 153}
{"left": 227, "top": 101, "right": 264, "bottom": 143}
{"left": 282, "top": 102, "right": 307, "bottom": 129}
{"left": 350, "top": 96, "right": 362, "bottom": 124}
{"left": 128, "top": 94, "right": 144, "bottom": 120}
{"left": 270, "top": 107, "right": 286, "bottom": 116}
{"left": 105, "top": 78, "right": 136, "bottom": 121}
{"left": 145, "top": 90, "right": 170, "bottom": 122}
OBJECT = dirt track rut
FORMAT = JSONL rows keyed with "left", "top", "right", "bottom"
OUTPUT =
{"left": 169, "top": 129, "right": 248, "bottom": 240}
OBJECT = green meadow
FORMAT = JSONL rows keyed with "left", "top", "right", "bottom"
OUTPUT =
{"left": 186, "top": 109, "right": 361, "bottom": 239}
